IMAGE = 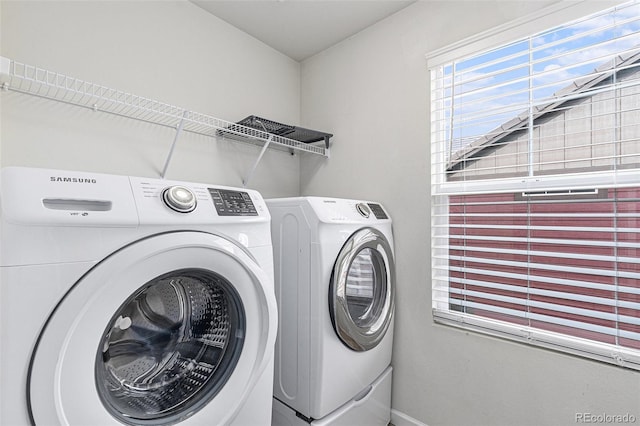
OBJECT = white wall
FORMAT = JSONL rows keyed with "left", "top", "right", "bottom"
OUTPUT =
{"left": 300, "top": 1, "right": 640, "bottom": 425}
{"left": 0, "top": 0, "right": 301, "bottom": 198}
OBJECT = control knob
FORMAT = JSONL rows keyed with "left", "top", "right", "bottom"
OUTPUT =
{"left": 356, "top": 202, "right": 371, "bottom": 218}
{"left": 163, "top": 185, "right": 197, "bottom": 213}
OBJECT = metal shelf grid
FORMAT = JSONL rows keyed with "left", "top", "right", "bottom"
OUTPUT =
{"left": 0, "top": 57, "right": 328, "bottom": 157}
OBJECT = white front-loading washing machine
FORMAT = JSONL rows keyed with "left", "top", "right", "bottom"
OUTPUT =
{"left": 266, "top": 197, "right": 395, "bottom": 426}
{"left": 0, "top": 167, "right": 277, "bottom": 426}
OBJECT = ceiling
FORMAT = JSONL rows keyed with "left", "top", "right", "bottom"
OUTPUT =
{"left": 191, "top": 0, "right": 416, "bottom": 62}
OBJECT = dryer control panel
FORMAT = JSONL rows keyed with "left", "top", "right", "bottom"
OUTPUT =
{"left": 367, "top": 203, "right": 388, "bottom": 220}
{"left": 300, "top": 197, "right": 392, "bottom": 224}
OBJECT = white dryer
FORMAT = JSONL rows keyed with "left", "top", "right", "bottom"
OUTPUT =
{"left": 267, "top": 197, "right": 395, "bottom": 426}
{"left": 0, "top": 167, "right": 277, "bottom": 426}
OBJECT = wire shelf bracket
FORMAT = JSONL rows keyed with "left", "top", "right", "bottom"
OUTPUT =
{"left": 161, "top": 110, "right": 189, "bottom": 179}
{"left": 243, "top": 135, "right": 272, "bottom": 187}
{"left": 0, "top": 56, "right": 329, "bottom": 182}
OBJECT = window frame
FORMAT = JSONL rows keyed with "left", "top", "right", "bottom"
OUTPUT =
{"left": 429, "top": 0, "right": 640, "bottom": 370}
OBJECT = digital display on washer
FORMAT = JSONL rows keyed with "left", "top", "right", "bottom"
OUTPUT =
{"left": 367, "top": 203, "right": 388, "bottom": 220}
{"left": 208, "top": 188, "right": 258, "bottom": 216}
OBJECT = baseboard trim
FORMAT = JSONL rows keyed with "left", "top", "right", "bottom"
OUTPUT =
{"left": 391, "top": 409, "right": 429, "bottom": 426}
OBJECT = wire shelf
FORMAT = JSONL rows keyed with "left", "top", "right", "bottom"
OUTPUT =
{"left": 0, "top": 56, "right": 328, "bottom": 158}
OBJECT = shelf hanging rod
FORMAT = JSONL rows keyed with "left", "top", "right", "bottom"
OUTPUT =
{"left": 243, "top": 135, "right": 272, "bottom": 188}
{"left": 161, "top": 110, "right": 189, "bottom": 179}
{"left": 243, "top": 119, "right": 272, "bottom": 187}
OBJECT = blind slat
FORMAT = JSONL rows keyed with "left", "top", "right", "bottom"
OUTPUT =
{"left": 450, "top": 287, "right": 640, "bottom": 326}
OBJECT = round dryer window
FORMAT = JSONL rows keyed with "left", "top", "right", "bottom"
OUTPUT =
{"left": 330, "top": 227, "right": 395, "bottom": 352}
{"left": 344, "top": 248, "right": 387, "bottom": 328}
{"left": 95, "top": 269, "right": 244, "bottom": 424}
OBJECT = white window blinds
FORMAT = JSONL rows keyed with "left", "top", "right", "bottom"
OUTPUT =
{"left": 430, "top": 0, "right": 640, "bottom": 369}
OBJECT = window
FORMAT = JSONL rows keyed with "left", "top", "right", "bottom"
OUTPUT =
{"left": 430, "top": 0, "right": 640, "bottom": 369}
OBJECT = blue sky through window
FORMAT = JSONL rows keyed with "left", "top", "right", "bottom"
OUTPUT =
{"left": 442, "top": 0, "right": 640, "bottom": 159}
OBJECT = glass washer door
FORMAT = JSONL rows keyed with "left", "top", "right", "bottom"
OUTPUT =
{"left": 95, "top": 268, "right": 245, "bottom": 425}
{"left": 329, "top": 227, "right": 395, "bottom": 352}
{"left": 28, "top": 232, "right": 276, "bottom": 426}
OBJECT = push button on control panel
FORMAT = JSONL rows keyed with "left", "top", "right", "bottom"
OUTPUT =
{"left": 162, "top": 185, "right": 197, "bottom": 213}
{"left": 208, "top": 188, "right": 258, "bottom": 216}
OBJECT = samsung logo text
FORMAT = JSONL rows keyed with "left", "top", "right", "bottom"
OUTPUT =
{"left": 50, "top": 177, "right": 97, "bottom": 184}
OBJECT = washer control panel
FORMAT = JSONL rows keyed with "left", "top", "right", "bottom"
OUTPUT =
{"left": 208, "top": 188, "right": 258, "bottom": 216}
{"left": 129, "top": 176, "right": 268, "bottom": 224}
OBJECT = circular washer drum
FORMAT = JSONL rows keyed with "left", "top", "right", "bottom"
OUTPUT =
{"left": 95, "top": 269, "right": 245, "bottom": 425}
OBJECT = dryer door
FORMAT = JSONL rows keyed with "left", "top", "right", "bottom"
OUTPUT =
{"left": 28, "top": 232, "right": 276, "bottom": 426}
{"left": 329, "top": 227, "right": 395, "bottom": 352}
